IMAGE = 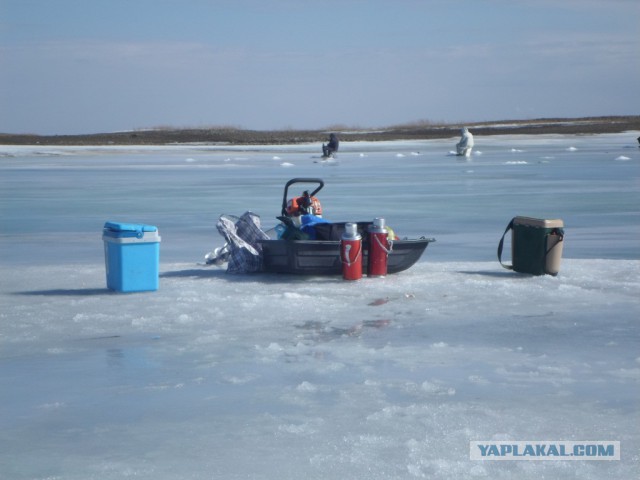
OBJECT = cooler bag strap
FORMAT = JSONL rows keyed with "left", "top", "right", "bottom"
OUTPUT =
{"left": 544, "top": 228, "right": 564, "bottom": 256}
{"left": 497, "top": 218, "right": 515, "bottom": 270}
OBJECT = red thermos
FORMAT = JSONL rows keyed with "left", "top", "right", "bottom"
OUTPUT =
{"left": 341, "top": 223, "right": 362, "bottom": 280}
{"left": 367, "top": 217, "right": 391, "bottom": 277}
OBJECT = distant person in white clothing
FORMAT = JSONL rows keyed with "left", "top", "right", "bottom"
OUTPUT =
{"left": 456, "top": 127, "right": 474, "bottom": 157}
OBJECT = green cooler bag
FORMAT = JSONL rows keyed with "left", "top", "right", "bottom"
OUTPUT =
{"left": 497, "top": 216, "right": 565, "bottom": 276}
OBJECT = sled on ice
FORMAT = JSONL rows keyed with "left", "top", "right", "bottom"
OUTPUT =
{"left": 207, "top": 178, "right": 435, "bottom": 275}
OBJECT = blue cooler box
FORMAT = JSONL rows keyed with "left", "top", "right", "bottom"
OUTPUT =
{"left": 103, "top": 222, "right": 161, "bottom": 292}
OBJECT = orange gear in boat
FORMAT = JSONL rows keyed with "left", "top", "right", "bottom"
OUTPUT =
{"left": 286, "top": 194, "right": 322, "bottom": 217}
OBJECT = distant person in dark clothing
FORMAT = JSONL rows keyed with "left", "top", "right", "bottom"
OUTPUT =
{"left": 322, "top": 133, "right": 339, "bottom": 157}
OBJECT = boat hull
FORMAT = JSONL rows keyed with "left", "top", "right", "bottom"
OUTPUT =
{"left": 259, "top": 237, "right": 433, "bottom": 275}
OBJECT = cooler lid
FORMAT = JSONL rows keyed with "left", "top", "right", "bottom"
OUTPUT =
{"left": 103, "top": 221, "right": 158, "bottom": 238}
{"left": 513, "top": 217, "right": 563, "bottom": 229}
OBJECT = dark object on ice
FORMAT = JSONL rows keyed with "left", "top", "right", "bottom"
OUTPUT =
{"left": 259, "top": 224, "right": 431, "bottom": 275}
{"left": 322, "top": 133, "right": 339, "bottom": 158}
{"left": 208, "top": 178, "right": 435, "bottom": 275}
{"left": 258, "top": 178, "right": 434, "bottom": 275}
{"left": 497, "top": 216, "right": 564, "bottom": 276}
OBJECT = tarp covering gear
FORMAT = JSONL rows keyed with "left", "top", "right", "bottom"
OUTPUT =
{"left": 214, "top": 212, "right": 270, "bottom": 273}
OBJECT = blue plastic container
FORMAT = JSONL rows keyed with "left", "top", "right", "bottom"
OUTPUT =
{"left": 102, "top": 222, "right": 161, "bottom": 292}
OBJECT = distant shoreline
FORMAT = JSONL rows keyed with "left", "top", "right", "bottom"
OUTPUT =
{"left": 1, "top": 116, "right": 639, "bottom": 146}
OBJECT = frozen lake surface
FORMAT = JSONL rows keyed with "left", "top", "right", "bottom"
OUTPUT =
{"left": 1, "top": 133, "right": 639, "bottom": 479}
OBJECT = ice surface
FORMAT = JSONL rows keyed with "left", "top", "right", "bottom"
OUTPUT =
{"left": 1, "top": 133, "right": 639, "bottom": 479}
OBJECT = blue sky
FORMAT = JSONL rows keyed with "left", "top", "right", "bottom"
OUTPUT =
{"left": 1, "top": 0, "right": 638, "bottom": 134}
